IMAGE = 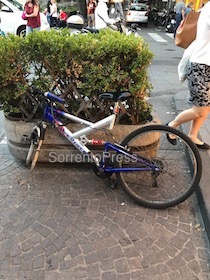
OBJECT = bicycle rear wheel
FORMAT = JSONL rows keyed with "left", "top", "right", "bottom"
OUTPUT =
{"left": 116, "top": 124, "right": 202, "bottom": 209}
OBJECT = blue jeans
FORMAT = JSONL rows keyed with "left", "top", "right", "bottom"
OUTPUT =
{"left": 174, "top": 13, "right": 182, "bottom": 38}
{"left": 26, "top": 26, "right": 41, "bottom": 36}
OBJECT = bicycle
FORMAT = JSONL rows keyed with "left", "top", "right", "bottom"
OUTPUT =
{"left": 24, "top": 90, "right": 202, "bottom": 209}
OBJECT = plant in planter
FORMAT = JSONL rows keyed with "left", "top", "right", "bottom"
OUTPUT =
{"left": 0, "top": 29, "right": 155, "bottom": 161}
{"left": 0, "top": 28, "right": 153, "bottom": 123}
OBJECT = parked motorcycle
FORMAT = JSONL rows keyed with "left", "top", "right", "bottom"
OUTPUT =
{"left": 152, "top": 9, "right": 167, "bottom": 26}
{"left": 165, "top": 11, "right": 176, "bottom": 33}
{"left": 66, "top": 15, "right": 99, "bottom": 35}
{"left": 66, "top": 11, "right": 134, "bottom": 36}
{"left": 126, "top": 23, "right": 141, "bottom": 37}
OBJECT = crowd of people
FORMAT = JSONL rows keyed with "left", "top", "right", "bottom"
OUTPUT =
{"left": 22, "top": 0, "right": 124, "bottom": 33}
{"left": 22, "top": 0, "right": 68, "bottom": 34}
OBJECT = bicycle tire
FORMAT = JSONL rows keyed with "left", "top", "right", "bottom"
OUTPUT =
{"left": 116, "top": 124, "right": 202, "bottom": 209}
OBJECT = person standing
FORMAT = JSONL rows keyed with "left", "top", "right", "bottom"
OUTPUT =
{"left": 24, "top": 0, "right": 41, "bottom": 35}
{"left": 174, "top": 0, "right": 186, "bottom": 38}
{"left": 197, "top": 2, "right": 205, "bottom": 12}
{"left": 58, "top": 9, "right": 68, "bottom": 28}
{"left": 50, "top": 0, "right": 58, "bottom": 28}
{"left": 168, "top": 2, "right": 210, "bottom": 149}
{"left": 185, "top": 2, "right": 193, "bottom": 16}
{"left": 95, "top": 0, "right": 115, "bottom": 30}
{"left": 87, "top": 0, "right": 96, "bottom": 28}
{"left": 113, "top": 0, "right": 124, "bottom": 19}
{"left": 43, "top": 0, "right": 51, "bottom": 24}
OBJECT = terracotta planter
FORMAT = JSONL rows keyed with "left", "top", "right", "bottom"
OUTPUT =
{"left": 4, "top": 115, "right": 161, "bottom": 163}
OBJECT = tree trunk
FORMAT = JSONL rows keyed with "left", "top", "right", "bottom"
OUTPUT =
{"left": 77, "top": 0, "right": 87, "bottom": 20}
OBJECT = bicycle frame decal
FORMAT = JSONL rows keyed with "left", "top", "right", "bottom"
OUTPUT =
{"left": 57, "top": 125, "right": 90, "bottom": 154}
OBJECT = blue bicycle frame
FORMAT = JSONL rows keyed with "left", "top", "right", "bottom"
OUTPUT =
{"left": 41, "top": 92, "right": 160, "bottom": 173}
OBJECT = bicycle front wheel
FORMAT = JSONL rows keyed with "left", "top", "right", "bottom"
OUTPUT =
{"left": 116, "top": 124, "right": 202, "bottom": 209}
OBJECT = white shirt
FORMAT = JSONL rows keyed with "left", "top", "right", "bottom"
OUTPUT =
{"left": 190, "top": 2, "right": 210, "bottom": 66}
{"left": 95, "top": 2, "right": 115, "bottom": 29}
{"left": 50, "top": 3, "right": 58, "bottom": 18}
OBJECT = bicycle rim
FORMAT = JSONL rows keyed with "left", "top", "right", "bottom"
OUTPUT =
{"left": 116, "top": 124, "right": 202, "bottom": 209}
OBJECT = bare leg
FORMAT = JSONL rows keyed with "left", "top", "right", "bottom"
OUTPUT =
{"left": 169, "top": 106, "right": 210, "bottom": 143}
{"left": 188, "top": 115, "right": 208, "bottom": 144}
{"left": 169, "top": 107, "right": 201, "bottom": 128}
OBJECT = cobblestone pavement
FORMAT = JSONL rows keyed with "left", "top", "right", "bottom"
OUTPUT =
{"left": 0, "top": 144, "right": 210, "bottom": 280}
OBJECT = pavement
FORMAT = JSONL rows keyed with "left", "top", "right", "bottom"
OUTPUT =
{"left": 174, "top": 90, "right": 210, "bottom": 242}
{"left": 0, "top": 91, "right": 210, "bottom": 279}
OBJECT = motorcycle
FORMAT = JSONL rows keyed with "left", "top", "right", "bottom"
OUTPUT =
{"left": 165, "top": 11, "right": 176, "bottom": 33}
{"left": 126, "top": 23, "right": 141, "bottom": 37}
{"left": 152, "top": 9, "right": 167, "bottom": 26}
{"left": 66, "top": 10, "right": 138, "bottom": 37}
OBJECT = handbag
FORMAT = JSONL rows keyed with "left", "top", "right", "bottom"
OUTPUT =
{"left": 175, "top": 11, "right": 200, "bottom": 49}
{"left": 22, "top": 12, "right": 27, "bottom": 20}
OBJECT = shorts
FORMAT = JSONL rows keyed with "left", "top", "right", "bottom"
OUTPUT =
{"left": 88, "top": 14, "right": 95, "bottom": 22}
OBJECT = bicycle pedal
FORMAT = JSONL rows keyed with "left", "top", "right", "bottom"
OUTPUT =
{"left": 108, "top": 178, "right": 118, "bottom": 189}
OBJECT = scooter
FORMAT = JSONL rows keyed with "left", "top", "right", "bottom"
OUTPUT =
{"left": 66, "top": 11, "right": 126, "bottom": 35}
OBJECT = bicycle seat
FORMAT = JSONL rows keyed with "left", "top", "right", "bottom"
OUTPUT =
{"left": 44, "top": 92, "right": 65, "bottom": 104}
{"left": 99, "top": 91, "right": 131, "bottom": 101}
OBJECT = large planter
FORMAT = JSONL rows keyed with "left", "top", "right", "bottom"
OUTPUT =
{"left": 4, "top": 115, "right": 161, "bottom": 163}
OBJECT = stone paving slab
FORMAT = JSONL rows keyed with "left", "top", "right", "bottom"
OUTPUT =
{"left": 0, "top": 144, "right": 210, "bottom": 279}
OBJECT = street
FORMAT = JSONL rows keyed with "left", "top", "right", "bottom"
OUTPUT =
{"left": 0, "top": 25, "right": 210, "bottom": 279}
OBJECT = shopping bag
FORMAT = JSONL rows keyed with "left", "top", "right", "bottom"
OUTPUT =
{"left": 22, "top": 12, "right": 27, "bottom": 20}
{"left": 175, "top": 11, "right": 200, "bottom": 49}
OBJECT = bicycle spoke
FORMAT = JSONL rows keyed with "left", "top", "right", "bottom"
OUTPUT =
{"left": 117, "top": 125, "right": 202, "bottom": 209}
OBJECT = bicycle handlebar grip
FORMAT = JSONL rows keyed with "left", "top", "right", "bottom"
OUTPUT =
{"left": 44, "top": 92, "right": 65, "bottom": 104}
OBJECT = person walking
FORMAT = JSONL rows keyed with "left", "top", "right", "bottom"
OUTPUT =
{"left": 174, "top": 0, "right": 186, "bottom": 38}
{"left": 168, "top": 1, "right": 210, "bottom": 150}
{"left": 23, "top": 0, "right": 41, "bottom": 35}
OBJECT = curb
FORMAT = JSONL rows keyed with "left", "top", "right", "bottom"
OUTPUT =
{"left": 174, "top": 91, "right": 210, "bottom": 243}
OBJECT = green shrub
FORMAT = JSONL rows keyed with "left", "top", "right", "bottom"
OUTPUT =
{"left": 0, "top": 29, "right": 154, "bottom": 124}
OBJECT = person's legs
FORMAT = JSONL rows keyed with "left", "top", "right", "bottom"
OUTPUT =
{"left": 87, "top": 15, "right": 91, "bottom": 27}
{"left": 174, "top": 13, "right": 182, "bottom": 38}
{"left": 91, "top": 14, "right": 95, "bottom": 28}
{"left": 169, "top": 106, "right": 210, "bottom": 144}
{"left": 26, "top": 26, "right": 32, "bottom": 36}
{"left": 32, "top": 27, "right": 41, "bottom": 32}
{"left": 188, "top": 107, "right": 210, "bottom": 144}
